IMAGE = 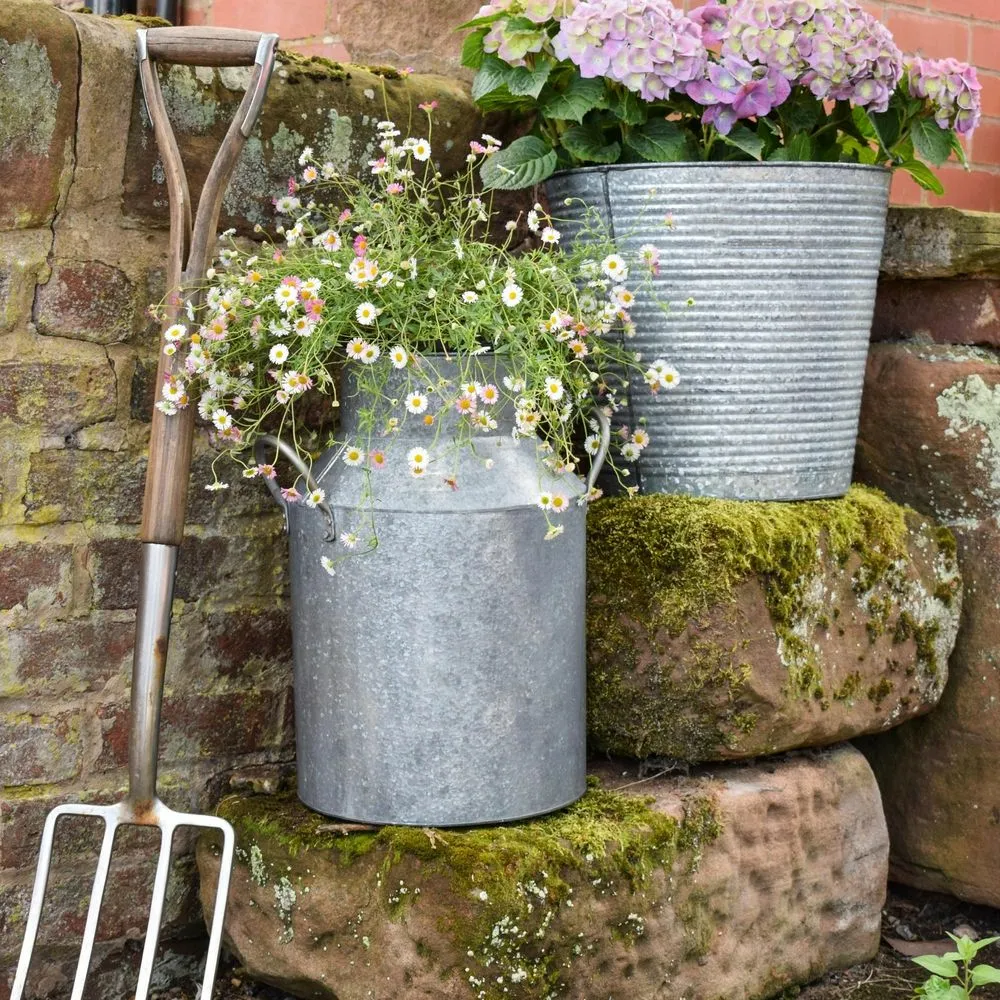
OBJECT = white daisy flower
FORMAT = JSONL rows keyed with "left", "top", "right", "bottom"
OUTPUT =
{"left": 536, "top": 492, "right": 553, "bottom": 510}
{"left": 389, "top": 346, "right": 408, "bottom": 369}
{"left": 411, "top": 138, "right": 431, "bottom": 161}
{"left": 340, "top": 531, "right": 360, "bottom": 549}
{"left": 268, "top": 343, "right": 289, "bottom": 365}
{"left": 501, "top": 283, "right": 523, "bottom": 308}
{"left": 540, "top": 226, "right": 560, "bottom": 245}
{"left": 657, "top": 366, "right": 680, "bottom": 389}
{"left": 584, "top": 434, "right": 601, "bottom": 455}
{"left": 273, "top": 284, "right": 298, "bottom": 310}
{"left": 320, "top": 555, "right": 336, "bottom": 576}
{"left": 601, "top": 254, "right": 628, "bottom": 280}
{"left": 346, "top": 337, "right": 367, "bottom": 359}
{"left": 549, "top": 494, "right": 569, "bottom": 513}
{"left": 621, "top": 442, "right": 641, "bottom": 461}
{"left": 545, "top": 524, "right": 565, "bottom": 540}
{"left": 478, "top": 384, "right": 499, "bottom": 405}
{"left": 462, "top": 290, "right": 479, "bottom": 303}
{"left": 305, "top": 488, "right": 326, "bottom": 508}
{"left": 163, "top": 323, "right": 187, "bottom": 342}
{"left": 211, "top": 408, "right": 232, "bottom": 431}
{"left": 356, "top": 301, "right": 378, "bottom": 325}
{"left": 526, "top": 210, "right": 540, "bottom": 233}
{"left": 360, "top": 343, "right": 380, "bottom": 364}
{"left": 613, "top": 286, "right": 635, "bottom": 308}
{"left": 632, "top": 429, "right": 650, "bottom": 449}
{"left": 407, "top": 447, "right": 429, "bottom": 469}
{"left": 405, "top": 392, "right": 428, "bottom": 414}
{"left": 544, "top": 376, "right": 564, "bottom": 401}
{"left": 343, "top": 445, "right": 365, "bottom": 467}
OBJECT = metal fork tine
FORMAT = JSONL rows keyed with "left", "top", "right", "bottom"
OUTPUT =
{"left": 199, "top": 818, "right": 235, "bottom": 999}
{"left": 135, "top": 822, "right": 174, "bottom": 1000}
{"left": 10, "top": 806, "right": 63, "bottom": 999}
{"left": 69, "top": 814, "right": 118, "bottom": 1000}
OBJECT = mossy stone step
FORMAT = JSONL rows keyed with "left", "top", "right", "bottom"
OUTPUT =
{"left": 197, "top": 746, "right": 886, "bottom": 1000}
{"left": 586, "top": 485, "right": 961, "bottom": 762}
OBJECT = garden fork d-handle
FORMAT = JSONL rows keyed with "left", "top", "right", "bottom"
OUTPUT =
{"left": 136, "top": 27, "right": 278, "bottom": 547}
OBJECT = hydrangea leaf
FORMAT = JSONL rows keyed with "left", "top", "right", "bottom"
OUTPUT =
{"left": 719, "top": 124, "right": 763, "bottom": 161}
{"left": 611, "top": 88, "right": 648, "bottom": 126}
{"left": 948, "top": 131, "right": 969, "bottom": 168}
{"left": 561, "top": 124, "right": 622, "bottom": 164}
{"left": 480, "top": 136, "right": 558, "bottom": 190}
{"left": 898, "top": 158, "right": 944, "bottom": 194}
{"left": 461, "top": 28, "right": 488, "bottom": 71}
{"left": 538, "top": 77, "right": 607, "bottom": 124}
{"left": 768, "top": 132, "right": 814, "bottom": 161}
{"left": 911, "top": 117, "right": 956, "bottom": 167}
{"left": 506, "top": 58, "right": 555, "bottom": 99}
{"left": 868, "top": 107, "right": 902, "bottom": 152}
{"left": 623, "top": 119, "right": 694, "bottom": 162}
{"left": 456, "top": 10, "right": 505, "bottom": 29}
{"left": 779, "top": 90, "right": 823, "bottom": 133}
{"left": 471, "top": 55, "right": 511, "bottom": 102}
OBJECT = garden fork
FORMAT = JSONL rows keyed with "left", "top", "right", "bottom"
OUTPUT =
{"left": 11, "top": 26, "right": 278, "bottom": 1000}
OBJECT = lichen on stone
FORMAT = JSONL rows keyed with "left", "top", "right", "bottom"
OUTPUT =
{"left": 217, "top": 778, "right": 722, "bottom": 999}
{"left": 0, "top": 39, "right": 60, "bottom": 159}
{"left": 937, "top": 374, "right": 1000, "bottom": 514}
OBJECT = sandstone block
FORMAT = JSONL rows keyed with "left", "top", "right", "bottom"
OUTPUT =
{"left": 859, "top": 518, "right": 1000, "bottom": 908}
{"left": 0, "top": 709, "right": 83, "bottom": 786}
{"left": 337, "top": 0, "right": 482, "bottom": 76}
{"left": 34, "top": 259, "right": 140, "bottom": 345}
{"left": 881, "top": 207, "right": 1000, "bottom": 280}
{"left": 586, "top": 486, "right": 960, "bottom": 762}
{"left": 123, "top": 51, "right": 483, "bottom": 235}
{"left": 855, "top": 343, "right": 1000, "bottom": 523}
{"left": 0, "top": 2, "right": 78, "bottom": 229}
{"left": 873, "top": 278, "right": 1000, "bottom": 347}
{"left": 0, "top": 541, "right": 73, "bottom": 613}
{"left": 0, "top": 229, "right": 54, "bottom": 333}
{"left": 197, "top": 745, "right": 886, "bottom": 1000}
{"left": 3, "top": 615, "right": 133, "bottom": 698}
{"left": 0, "top": 358, "right": 118, "bottom": 438}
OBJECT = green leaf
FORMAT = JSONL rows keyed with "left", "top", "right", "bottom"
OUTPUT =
{"left": 506, "top": 58, "right": 553, "bottom": 99}
{"left": 719, "top": 123, "right": 764, "bottom": 160}
{"left": 561, "top": 123, "right": 622, "bottom": 164}
{"left": 780, "top": 90, "right": 823, "bottom": 133}
{"left": 899, "top": 158, "right": 945, "bottom": 195}
{"left": 948, "top": 935, "right": 978, "bottom": 964}
{"left": 471, "top": 54, "right": 510, "bottom": 102}
{"left": 456, "top": 10, "right": 504, "bottom": 29}
{"left": 971, "top": 964, "right": 1000, "bottom": 987}
{"left": 973, "top": 936, "right": 1000, "bottom": 953}
{"left": 460, "top": 28, "right": 488, "bottom": 70}
{"left": 624, "top": 119, "right": 694, "bottom": 162}
{"left": 537, "top": 77, "right": 607, "bottom": 124}
{"left": 869, "top": 107, "right": 902, "bottom": 151}
{"left": 768, "top": 132, "right": 814, "bottom": 161}
{"left": 611, "top": 86, "right": 648, "bottom": 126}
{"left": 913, "top": 956, "right": 960, "bottom": 979}
{"left": 480, "top": 135, "right": 558, "bottom": 190}
{"left": 911, "top": 117, "right": 955, "bottom": 167}
{"left": 948, "top": 130, "right": 969, "bottom": 168}
{"left": 851, "top": 106, "right": 877, "bottom": 141}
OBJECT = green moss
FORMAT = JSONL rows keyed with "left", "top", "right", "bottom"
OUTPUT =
{"left": 219, "top": 779, "right": 722, "bottom": 999}
{"left": 586, "top": 485, "right": 916, "bottom": 757}
{"left": 277, "top": 49, "right": 350, "bottom": 83}
{"left": 834, "top": 672, "right": 864, "bottom": 702}
{"left": 868, "top": 677, "right": 894, "bottom": 705}
{"left": 111, "top": 13, "right": 171, "bottom": 26}
{"left": 0, "top": 39, "right": 60, "bottom": 157}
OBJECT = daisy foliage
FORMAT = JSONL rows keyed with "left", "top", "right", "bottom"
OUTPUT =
{"left": 154, "top": 114, "right": 675, "bottom": 532}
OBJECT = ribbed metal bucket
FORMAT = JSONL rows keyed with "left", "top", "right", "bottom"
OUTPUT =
{"left": 546, "top": 162, "right": 890, "bottom": 500}
{"left": 268, "top": 357, "right": 588, "bottom": 827}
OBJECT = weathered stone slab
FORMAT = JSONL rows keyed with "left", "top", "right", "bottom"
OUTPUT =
{"left": 859, "top": 518, "right": 1000, "bottom": 908}
{"left": 855, "top": 343, "right": 1000, "bottom": 523}
{"left": 197, "top": 744, "right": 886, "bottom": 1000}
{"left": 881, "top": 207, "right": 1000, "bottom": 280}
{"left": 121, "top": 43, "right": 482, "bottom": 234}
{"left": 0, "top": 1, "right": 78, "bottom": 230}
{"left": 586, "top": 486, "right": 960, "bottom": 762}
{"left": 873, "top": 279, "right": 1000, "bottom": 347}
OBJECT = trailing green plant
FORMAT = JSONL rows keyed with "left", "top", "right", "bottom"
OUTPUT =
{"left": 912, "top": 933, "right": 1000, "bottom": 999}
{"left": 153, "top": 109, "right": 678, "bottom": 560}
{"left": 459, "top": 0, "right": 981, "bottom": 194}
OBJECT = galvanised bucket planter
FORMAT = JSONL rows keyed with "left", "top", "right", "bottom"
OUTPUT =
{"left": 261, "top": 357, "right": 593, "bottom": 826}
{"left": 546, "top": 162, "right": 891, "bottom": 501}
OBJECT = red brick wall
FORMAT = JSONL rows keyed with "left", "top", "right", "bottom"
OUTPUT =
{"left": 180, "top": 0, "right": 1000, "bottom": 212}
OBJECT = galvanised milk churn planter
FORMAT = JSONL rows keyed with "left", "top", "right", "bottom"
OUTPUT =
{"left": 546, "top": 161, "right": 891, "bottom": 501}
{"left": 260, "top": 357, "right": 603, "bottom": 826}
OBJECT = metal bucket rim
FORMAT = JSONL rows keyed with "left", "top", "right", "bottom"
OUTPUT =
{"left": 549, "top": 161, "right": 892, "bottom": 180}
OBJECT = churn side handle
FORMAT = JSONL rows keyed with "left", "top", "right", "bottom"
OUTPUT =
{"left": 255, "top": 434, "right": 336, "bottom": 541}
{"left": 586, "top": 408, "right": 611, "bottom": 494}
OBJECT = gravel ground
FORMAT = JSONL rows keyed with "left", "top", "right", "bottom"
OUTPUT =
{"left": 153, "top": 884, "right": 1000, "bottom": 1000}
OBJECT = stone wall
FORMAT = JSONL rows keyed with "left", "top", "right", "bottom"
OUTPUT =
{"left": 0, "top": 2, "right": 480, "bottom": 993}
{"left": 856, "top": 207, "right": 1000, "bottom": 909}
